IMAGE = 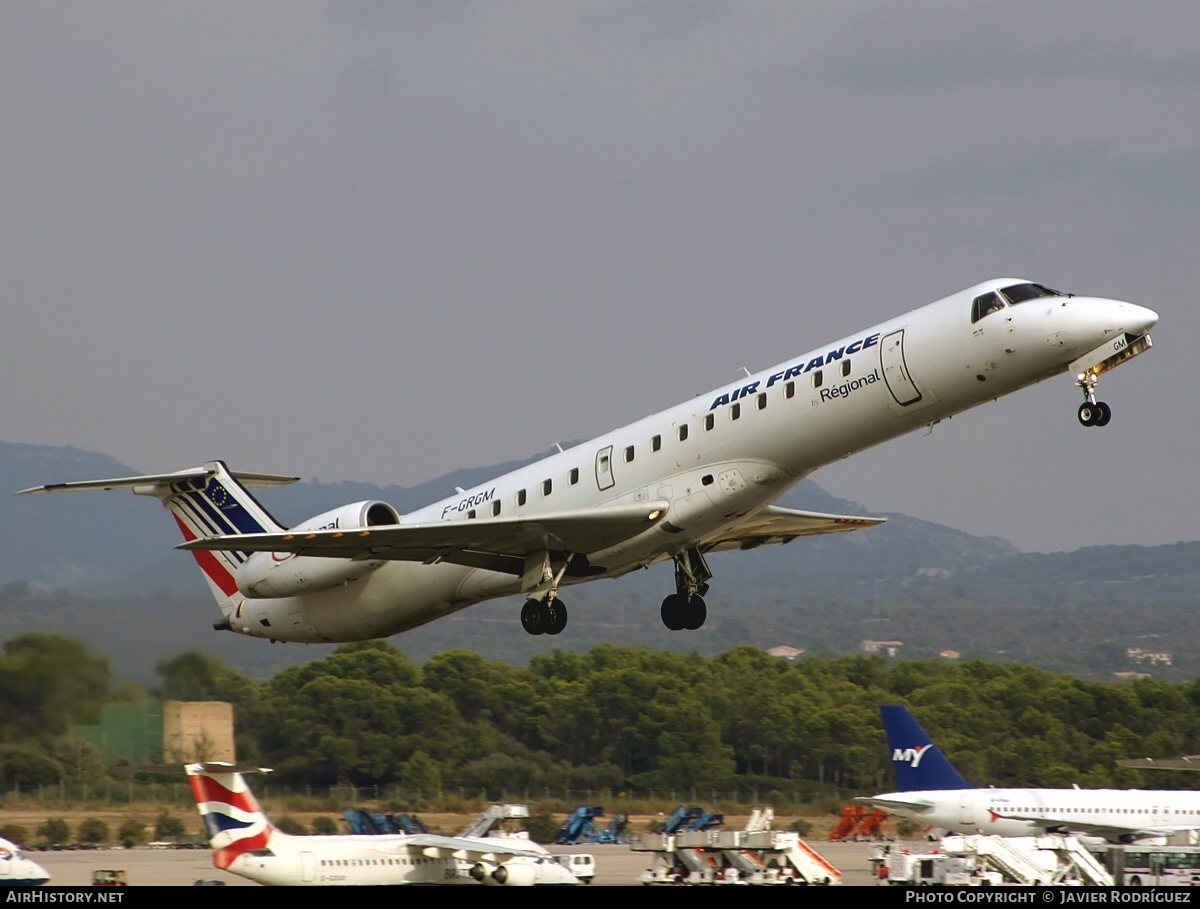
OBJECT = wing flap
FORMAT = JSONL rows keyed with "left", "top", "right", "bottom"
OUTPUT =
{"left": 705, "top": 505, "right": 885, "bottom": 552}
{"left": 177, "top": 500, "right": 672, "bottom": 563}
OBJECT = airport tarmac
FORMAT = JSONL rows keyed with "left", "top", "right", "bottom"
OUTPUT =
{"left": 31, "top": 839, "right": 891, "bottom": 886}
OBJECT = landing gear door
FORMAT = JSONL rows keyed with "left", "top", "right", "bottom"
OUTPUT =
{"left": 880, "top": 329, "right": 924, "bottom": 407}
{"left": 595, "top": 445, "right": 615, "bottom": 491}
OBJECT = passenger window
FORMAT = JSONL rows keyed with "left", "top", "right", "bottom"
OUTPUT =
{"left": 785, "top": 381, "right": 795, "bottom": 399}
{"left": 492, "top": 500, "right": 501, "bottom": 516}
{"left": 704, "top": 414, "right": 715, "bottom": 431}
{"left": 812, "top": 370, "right": 823, "bottom": 389}
{"left": 678, "top": 424, "right": 689, "bottom": 442}
{"left": 569, "top": 467, "right": 579, "bottom": 485}
{"left": 542, "top": 479, "right": 552, "bottom": 496}
{"left": 730, "top": 402, "right": 741, "bottom": 420}
{"left": 842, "top": 360, "right": 852, "bottom": 377}
{"left": 517, "top": 489, "right": 527, "bottom": 507}
{"left": 624, "top": 445, "right": 634, "bottom": 463}
{"left": 651, "top": 434, "right": 661, "bottom": 452}
{"left": 971, "top": 292, "right": 1005, "bottom": 323}
{"left": 467, "top": 509, "right": 476, "bottom": 519}
{"left": 756, "top": 392, "right": 767, "bottom": 410}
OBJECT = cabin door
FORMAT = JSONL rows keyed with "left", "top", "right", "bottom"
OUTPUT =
{"left": 880, "top": 329, "right": 923, "bottom": 407}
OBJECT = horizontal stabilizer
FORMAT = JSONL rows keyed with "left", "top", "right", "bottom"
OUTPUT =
{"left": 855, "top": 795, "right": 935, "bottom": 814}
{"left": 705, "top": 505, "right": 885, "bottom": 552}
{"left": 17, "top": 465, "right": 299, "bottom": 495}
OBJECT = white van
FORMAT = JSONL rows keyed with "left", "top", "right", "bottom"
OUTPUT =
{"left": 552, "top": 853, "right": 596, "bottom": 883}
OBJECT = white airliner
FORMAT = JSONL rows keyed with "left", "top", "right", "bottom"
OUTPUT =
{"left": 0, "top": 837, "right": 50, "bottom": 886}
{"left": 20, "top": 279, "right": 1157, "bottom": 644}
{"left": 859, "top": 706, "right": 1200, "bottom": 844}
{"left": 186, "top": 762, "right": 578, "bottom": 886}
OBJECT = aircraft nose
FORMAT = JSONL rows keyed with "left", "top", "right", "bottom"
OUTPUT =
{"left": 1123, "top": 302, "right": 1159, "bottom": 336}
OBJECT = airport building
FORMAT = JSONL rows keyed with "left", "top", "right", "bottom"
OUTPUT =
{"left": 70, "top": 700, "right": 235, "bottom": 764}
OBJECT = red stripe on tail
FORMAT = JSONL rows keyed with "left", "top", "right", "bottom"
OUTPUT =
{"left": 174, "top": 516, "right": 239, "bottom": 597}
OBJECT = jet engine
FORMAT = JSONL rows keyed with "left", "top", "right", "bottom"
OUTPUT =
{"left": 470, "top": 860, "right": 539, "bottom": 887}
{"left": 233, "top": 500, "right": 400, "bottom": 598}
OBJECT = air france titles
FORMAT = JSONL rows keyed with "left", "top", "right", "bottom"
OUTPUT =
{"left": 708, "top": 333, "right": 881, "bottom": 410}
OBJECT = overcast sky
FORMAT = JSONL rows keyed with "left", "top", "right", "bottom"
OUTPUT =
{"left": 3, "top": 1, "right": 1196, "bottom": 553}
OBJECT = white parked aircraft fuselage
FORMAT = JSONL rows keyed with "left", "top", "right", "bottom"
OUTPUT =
{"left": 224, "top": 281, "right": 1154, "bottom": 642}
{"left": 878, "top": 787, "right": 1197, "bottom": 842}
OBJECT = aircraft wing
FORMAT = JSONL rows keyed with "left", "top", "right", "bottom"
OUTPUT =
{"left": 398, "top": 834, "right": 550, "bottom": 862}
{"left": 982, "top": 810, "right": 1194, "bottom": 841}
{"left": 1117, "top": 756, "right": 1200, "bottom": 771}
{"left": 177, "top": 500, "right": 671, "bottom": 575}
{"left": 703, "top": 505, "right": 885, "bottom": 553}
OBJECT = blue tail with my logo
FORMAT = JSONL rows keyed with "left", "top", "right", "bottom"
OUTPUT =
{"left": 880, "top": 705, "right": 973, "bottom": 791}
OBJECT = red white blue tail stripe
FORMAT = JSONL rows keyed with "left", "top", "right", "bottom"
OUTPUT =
{"left": 186, "top": 763, "right": 274, "bottom": 870}
{"left": 162, "top": 463, "right": 284, "bottom": 606}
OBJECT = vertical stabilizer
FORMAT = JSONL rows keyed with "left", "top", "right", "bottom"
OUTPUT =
{"left": 186, "top": 762, "right": 276, "bottom": 870}
{"left": 157, "top": 461, "right": 287, "bottom": 616}
{"left": 880, "top": 705, "right": 973, "bottom": 790}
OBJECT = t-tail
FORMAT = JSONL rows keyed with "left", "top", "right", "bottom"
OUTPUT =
{"left": 19, "top": 460, "right": 298, "bottom": 627}
{"left": 881, "top": 705, "right": 973, "bottom": 791}
{"left": 186, "top": 762, "right": 276, "bottom": 870}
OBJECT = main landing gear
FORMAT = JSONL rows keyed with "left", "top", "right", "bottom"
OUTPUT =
{"left": 521, "top": 596, "right": 568, "bottom": 636}
{"left": 1076, "top": 370, "right": 1112, "bottom": 427}
{"left": 661, "top": 547, "right": 711, "bottom": 631}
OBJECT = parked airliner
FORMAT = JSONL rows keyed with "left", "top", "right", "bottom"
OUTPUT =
{"left": 0, "top": 837, "right": 50, "bottom": 886}
{"left": 186, "top": 762, "right": 577, "bottom": 886}
{"left": 858, "top": 706, "right": 1200, "bottom": 844}
{"left": 20, "top": 279, "right": 1156, "bottom": 644}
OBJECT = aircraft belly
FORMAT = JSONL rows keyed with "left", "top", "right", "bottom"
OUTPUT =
{"left": 259, "top": 562, "right": 475, "bottom": 642}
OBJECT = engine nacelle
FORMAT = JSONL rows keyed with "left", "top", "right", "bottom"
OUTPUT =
{"left": 234, "top": 500, "right": 400, "bottom": 599}
{"left": 481, "top": 860, "right": 538, "bottom": 887}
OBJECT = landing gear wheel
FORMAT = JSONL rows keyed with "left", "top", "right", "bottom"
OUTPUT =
{"left": 520, "top": 598, "right": 548, "bottom": 635}
{"left": 660, "top": 593, "right": 687, "bottom": 631}
{"left": 1079, "top": 401, "right": 1113, "bottom": 427}
{"left": 545, "top": 600, "right": 568, "bottom": 635}
{"left": 682, "top": 595, "right": 707, "bottom": 630}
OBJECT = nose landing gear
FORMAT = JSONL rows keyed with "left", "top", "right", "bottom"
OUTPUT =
{"left": 1076, "top": 371, "right": 1112, "bottom": 427}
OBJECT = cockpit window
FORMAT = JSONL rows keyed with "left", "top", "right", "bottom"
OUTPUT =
{"left": 971, "top": 292, "right": 1006, "bottom": 323}
{"left": 1000, "top": 283, "right": 1063, "bottom": 305}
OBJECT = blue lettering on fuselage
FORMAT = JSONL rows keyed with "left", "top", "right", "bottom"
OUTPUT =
{"left": 441, "top": 487, "right": 496, "bottom": 518}
{"left": 709, "top": 333, "right": 881, "bottom": 409}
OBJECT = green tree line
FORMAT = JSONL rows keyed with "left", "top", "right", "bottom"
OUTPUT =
{"left": 2, "top": 633, "right": 1199, "bottom": 797}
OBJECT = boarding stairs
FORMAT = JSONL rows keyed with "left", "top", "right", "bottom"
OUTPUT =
{"left": 940, "top": 835, "right": 1113, "bottom": 886}
{"left": 459, "top": 804, "right": 530, "bottom": 839}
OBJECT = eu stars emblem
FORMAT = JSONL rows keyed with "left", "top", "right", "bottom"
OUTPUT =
{"left": 208, "top": 481, "right": 229, "bottom": 507}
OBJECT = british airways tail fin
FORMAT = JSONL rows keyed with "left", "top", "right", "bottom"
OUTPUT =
{"left": 186, "top": 762, "right": 278, "bottom": 870}
{"left": 881, "top": 705, "right": 973, "bottom": 791}
{"left": 19, "top": 460, "right": 297, "bottom": 623}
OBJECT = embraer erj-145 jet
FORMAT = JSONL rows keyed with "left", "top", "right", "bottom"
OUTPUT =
{"left": 21, "top": 279, "right": 1157, "bottom": 644}
{"left": 186, "top": 762, "right": 578, "bottom": 886}
{"left": 858, "top": 706, "right": 1200, "bottom": 844}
